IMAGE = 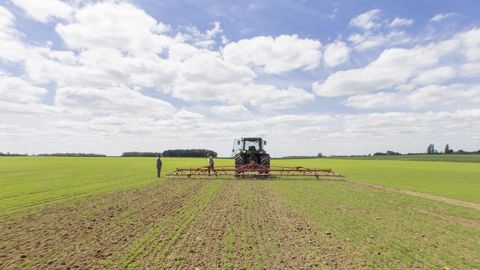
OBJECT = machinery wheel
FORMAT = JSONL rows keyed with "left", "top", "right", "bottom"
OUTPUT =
{"left": 235, "top": 154, "right": 245, "bottom": 177}
{"left": 235, "top": 154, "right": 245, "bottom": 167}
{"left": 260, "top": 154, "right": 270, "bottom": 173}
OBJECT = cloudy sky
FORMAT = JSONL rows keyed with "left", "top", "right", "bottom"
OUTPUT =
{"left": 1, "top": 0, "right": 480, "bottom": 157}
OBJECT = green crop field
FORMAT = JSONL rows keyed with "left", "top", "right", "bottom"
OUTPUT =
{"left": 0, "top": 157, "right": 231, "bottom": 215}
{"left": 0, "top": 157, "right": 479, "bottom": 269}
{"left": 275, "top": 158, "right": 480, "bottom": 204}
{"left": 328, "top": 154, "right": 480, "bottom": 163}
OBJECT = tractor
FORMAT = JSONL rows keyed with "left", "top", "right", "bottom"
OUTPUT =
{"left": 167, "top": 137, "right": 343, "bottom": 180}
{"left": 232, "top": 137, "right": 270, "bottom": 176}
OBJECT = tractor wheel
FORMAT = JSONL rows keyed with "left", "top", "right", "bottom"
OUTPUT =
{"left": 234, "top": 154, "right": 245, "bottom": 178}
{"left": 260, "top": 154, "right": 270, "bottom": 173}
{"left": 235, "top": 154, "right": 245, "bottom": 167}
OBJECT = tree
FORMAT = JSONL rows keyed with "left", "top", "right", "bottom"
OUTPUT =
{"left": 444, "top": 144, "right": 453, "bottom": 154}
{"left": 427, "top": 144, "right": 435, "bottom": 154}
{"left": 317, "top": 153, "right": 323, "bottom": 157}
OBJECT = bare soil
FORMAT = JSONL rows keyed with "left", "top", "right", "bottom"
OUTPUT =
{"left": 0, "top": 179, "right": 209, "bottom": 269}
{"left": 0, "top": 180, "right": 354, "bottom": 269}
{"left": 159, "top": 180, "right": 353, "bottom": 269}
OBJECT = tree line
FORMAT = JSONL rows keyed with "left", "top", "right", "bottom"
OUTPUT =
{"left": 426, "top": 144, "right": 480, "bottom": 154}
{"left": 0, "top": 152, "right": 106, "bottom": 157}
{"left": 0, "top": 152, "right": 27, "bottom": 156}
{"left": 122, "top": 149, "right": 217, "bottom": 157}
{"left": 373, "top": 150, "right": 401, "bottom": 156}
{"left": 37, "top": 153, "right": 107, "bottom": 157}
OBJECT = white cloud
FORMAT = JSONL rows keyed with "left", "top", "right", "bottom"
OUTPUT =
{"left": 22, "top": 3, "right": 313, "bottom": 114}
{"left": 210, "top": 104, "right": 251, "bottom": 119}
{"left": 348, "top": 31, "right": 411, "bottom": 51}
{"left": 1, "top": 2, "right": 480, "bottom": 156}
{"left": 430, "top": 13, "right": 457, "bottom": 23}
{"left": 222, "top": 35, "right": 322, "bottom": 73}
{"left": 11, "top": 0, "right": 73, "bottom": 22}
{"left": 323, "top": 41, "right": 350, "bottom": 67}
{"left": 171, "top": 81, "right": 314, "bottom": 110}
{"left": 206, "top": 21, "right": 222, "bottom": 39}
{"left": 349, "top": 9, "right": 381, "bottom": 30}
{"left": 345, "top": 83, "right": 480, "bottom": 110}
{"left": 76, "top": 48, "right": 177, "bottom": 88}
{"left": 175, "top": 49, "right": 255, "bottom": 86}
{"left": 341, "top": 110, "right": 480, "bottom": 142}
{"left": 456, "top": 28, "right": 480, "bottom": 61}
{"left": 411, "top": 66, "right": 456, "bottom": 85}
{"left": 0, "top": 72, "right": 57, "bottom": 114}
{"left": 460, "top": 63, "right": 480, "bottom": 77}
{"left": 389, "top": 17, "right": 414, "bottom": 27}
{"left": 247, "top": 85, "right": 315, "bottom": 110}
{"left": 407, "top": 84, "right": 480, "bottom": 108}
{"left": 178, "top": 21, "right": 223, "bottom": 48}
{"left": 0, "top": 72, "right": 47, "bottom": 103}
{"left": 0, "top": 5, "right": 14, "bottom": 30}
{"left": 313, "top": 44, "right": 449, "bottom": 96}
{"left": 0, "top": 6, "right": 30, "bottom": 62}
{"left": 314, "top": 31, "right": 466, "bottom": 97}
{"left": 55, "top": 2, "right": 171, "bottom": 53}
{"left": 344, "top": 92, "right": 399, "bottom": 109}
{"left": 55, "top": 86, "right": 176, "bottom": 117}
{"left": 211, "top": 104, "right": 249, "bottom": 115}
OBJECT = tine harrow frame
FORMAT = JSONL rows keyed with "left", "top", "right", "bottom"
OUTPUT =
{"left": 167, "top": 162, "right": 344, "bottom": 180}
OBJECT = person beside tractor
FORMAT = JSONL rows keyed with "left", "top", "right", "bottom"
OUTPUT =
{"left": 208, "top": 154, "right": 216, "bottom": 176}
{"left": 156, "top": 154, "right": 162, "bottom": 178}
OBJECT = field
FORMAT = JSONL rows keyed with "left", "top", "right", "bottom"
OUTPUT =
{"left": 0, "top": 157, "right": 479, "bottom": 269}
{"left": 327, "top": 154, "right": 480, "bottom": 163}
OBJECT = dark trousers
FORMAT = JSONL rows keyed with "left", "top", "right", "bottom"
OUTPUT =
{"left": 157, "top": 166, "right": 162, "bottom": 178}
{"left": 208, "top": 164, "right": 216, "bottom": 175}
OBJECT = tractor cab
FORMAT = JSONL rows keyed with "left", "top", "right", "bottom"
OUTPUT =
{"left": 232, "top": 137, "right": 270, "bottom": 171}
{"left": 232, "top": 137, "right": 267, "bottom": 155}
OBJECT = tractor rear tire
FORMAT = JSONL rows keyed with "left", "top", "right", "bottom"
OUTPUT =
{"left": 234, "top": 154, "right": 245, "bottom": 178}
{"left": 235, "top": 154, "right": 245, "bottom": 167}
{"left": 260, "top": 154, "right": 270, "bottom": 174}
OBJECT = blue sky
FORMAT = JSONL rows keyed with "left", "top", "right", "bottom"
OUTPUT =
{"left": 0, "top": 0, "right": 479, "bottom": 156}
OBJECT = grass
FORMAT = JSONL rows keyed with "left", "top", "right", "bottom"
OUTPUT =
{"left": 1, "top": 156, "right": 479, "bottom": 215}
{"left": 0, "top": 156, "right": 226, "bottom": 215}
{"left": 274, "top": 158, "right": 480, "bottom": 204}
{"left": 326, "top": 154, "right": 480, "bottom": 163}
{"left": 0, "top": 156, "right": 478, "bottom": 269}
{"left": 271, "top": 179, "right": 480, "bottom": 268}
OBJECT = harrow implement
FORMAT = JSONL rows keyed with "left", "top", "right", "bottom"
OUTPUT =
{"left": 167, "top": 162, "right": 344, "bottom": 180}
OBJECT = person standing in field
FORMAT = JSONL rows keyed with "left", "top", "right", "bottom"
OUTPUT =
{"left": 156, "top": 154, "right": 162, "bottom": 178}
{"left": 208, "top": 154, "right": 216, "bottom": 176}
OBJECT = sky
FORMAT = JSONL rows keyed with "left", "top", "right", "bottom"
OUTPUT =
{"left": 1, "top": 0, "right": 480, "bottom": 157}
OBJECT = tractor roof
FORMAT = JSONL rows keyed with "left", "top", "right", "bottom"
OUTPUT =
{"left": 242, "top": 137, "right": 263, "bottom": 141}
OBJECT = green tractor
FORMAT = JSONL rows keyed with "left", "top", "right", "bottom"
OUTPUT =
{"left": 168, "top": 137, "right": 344, "bottom": 179}
{"left": 232, "top": 137, "right": 270, "bottom": 175}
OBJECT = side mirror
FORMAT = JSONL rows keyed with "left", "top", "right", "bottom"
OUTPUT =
{"left": 264, "top": 141, "right": 267, "bottom": 145}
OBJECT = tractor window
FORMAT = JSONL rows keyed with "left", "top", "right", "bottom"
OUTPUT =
{"left": 244, "top": 140, "right": 260, "bottom": 151}
{"left": 232, "top": 139, "right": 242, "bottom": 156}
